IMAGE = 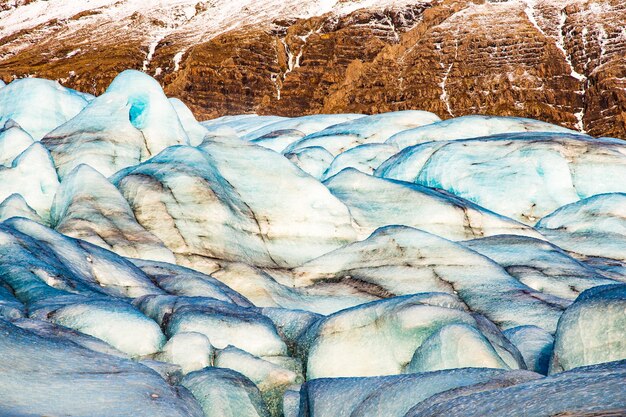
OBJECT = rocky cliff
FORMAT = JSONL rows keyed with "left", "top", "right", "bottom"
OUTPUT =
{"left": 1, "top": 0, "right": 624, "bottom": 138}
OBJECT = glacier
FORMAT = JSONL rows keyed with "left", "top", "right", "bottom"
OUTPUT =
{"left": 0, "top": 70, "right": 624, "bottom": 416}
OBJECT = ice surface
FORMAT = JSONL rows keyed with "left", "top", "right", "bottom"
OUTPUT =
{"left": 294, "top": 226, "right": 566, "bottom": 332}
{"left": 377, "top": 133, "right": 626, "bottom": 224}
{"left": 251, "top": 129, "right": 306, "bottom": 153}
{"left": 0, "top": 75, "right": 624, "bottom": 414}
{"left": 4, "top": 217, "right": 164, "bottom": 299}
{"left": 202, "top": 115, "right": 287, "bottom": 136}
{"left": 135, "top": 295, "right": 287, "bottom": 357}
{"left": 550, "top": 284, "right": 626, "bottom": 373}
{"left": 0, "top": 78, "right": 88, "bottom": 140}
{"left": 504, "top": 325, "right": 554, "bottom": 374}
{"left": 0, "top": 119, "right": 34, "bottom": 166}
{"left": 285, "top": 146, "right": 334, "bottom": 180}
{"left": 42, "top": 92, "right": 150, "bottom": 178}
{"left": 283, "top": 110, "right": 440, "bottom": 156}
{"left": 241, "top": 114, "right": 363, "bottom": 141}
{"left": 0, "top": 193, "right": 43, "bottom": 224}
{"left": 324, "top": 168, "right": 543, "bottom": 241}
{"left": 463, "top": 235, "right": 617, "bottom": 300}
{"left": 52, "top": 164, "right": 175, "bottom": 262}
{"left": 406, "top": 323, "right": 513, "bottom": 373}
{"left": 298, "top": 368, "right": 534, "bottom": 417}
{"left": 105, "top": 70, "right": 190, "bottom": 154}
{"left": 215, "top": 346, "right": 301, "bottom": 415}
{"left": 112, "top": 139, "right": 356, "bottom": 268}
{"left": 181, "top": 367, "right": 271, "bottom": 417}
{"left": 299, "top": 293, "right": 523, "bottom": 378}
{"left": 322, "top": 143, "right": 398, "bottom": 179}
{"left": 537, "top": 193, "right": 626, "bottom": 261}
{"left": 169, "top": 97, "right": 208, "bottom": 146}
{"left": 387, "top": 115, "right": 578, "bottom": 150}
{"left": 0, "top": 142, "right": 59, "bottom": 220}
{"left": 132, "top": 259, "right": 252, "bottom": 307}
{"left": 405, "top": 361, "right": 626, "bottom": 417}
{"left": 0, "top": 319, "right": 203, "bottom": 417}
{"left": 209, "top": 262, "right": 375, "bottom": 314}
{"left": 43, "top": 299, "right": 166, "bottom": 356}
{"left": 155, "top": 332, "right": 213, "bottom": 374}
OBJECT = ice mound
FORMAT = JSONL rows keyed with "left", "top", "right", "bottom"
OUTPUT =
{"left": 42, "top": 92, "right": 151, "bottom": 178}
{"left": 536, "top": 193, "right": 626, "bottom": 262}
{"left": 387, "top": 115, "right": 578, "bottom": 150}
{"left": 298, "top": 368, "right": 539, "bottom": 417}
{"left": 294, "top": 226, "right": 566, "bottom": 332}
{"left": 181, "top": 367, "right": 270, "bottom": 417}
{"left": 324, "top": 168, "right": 542, "bottom": 240}
{"left": 550, "top": 284, "right": 626, "bottom": 373}
{"left": 105, "top": 70, "right": 190, "bottom": 153}
{"left": 241, "top": 114, "right": 363, "bottom": 141}
{"left": 111, "top": 139, "right": 356, "bottom": 268}
{"left": 0, "top": 120, "right": 34, "bottom": 166}
{"left": 0, "top": 319, "right": 203, "bottom": 417}
{"left": 322, "top": 143, "right": 399, "bottom": 179}
{"left": 0, "top": 142, "right": 59, "bottom": 221}
{"left": 283, "top": 110, "right": 441, "bottom": 156}
{"left": 377, "top": 133, "right": 626, "bottom": 224}
{"left": 0, "top": 72, "right": 625, "bottom": 416}
{"left": 298, "top": 293, "right": 523, "bottom": 378}
{"left": 0, "top": 78, "right": 88, "bottom": 140}
{"left": 51, "top": 164, "right": 175, "bottom": 262}
{"left": 463, "top": 235, "right": 618, "bottom": 300}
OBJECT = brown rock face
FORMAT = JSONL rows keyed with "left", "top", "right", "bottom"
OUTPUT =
{"left": 1, "top": 0, "right": 624, "bottom": 138}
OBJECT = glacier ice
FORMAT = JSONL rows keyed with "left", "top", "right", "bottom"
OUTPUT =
{"left": 105, "top": 70, "right": 190, "bottom": 153}
{"left": 241, "top": 114, "right": 364, "bottom": 142}
{"left": 550, "top": 284, "right": 626, "bottom": 373}
{"left": 0, "top": 119, "right": 34, "bottom": 166}
{"left": 283, "top": 110, "right": 440, "bottom": 156}
{"left": 42, "top": 91, "right": 151, "bottom": 178}
{"left": 0, "top": 142, "right": 59, "bottom": 221}
{"left": 503, "top": 325, "right": 554, "bottom": 374}
{"left": 42, "top": 298, "right": 166, "bottom": 357}
{"left": 377, "top": 133, "right": 626, "bottom": 223}
{"left": 135, "top": 295, "right": 287, "bottom": 357}
{"left": 154, "top": 331, "right": 213, "bottom": 374}
{"left": 463, "top": 234, "right": 617, "bottom": 300}
{"left": 0, "top": 72, "right": 624, "bottom": 415}
{"left": 202, "top": 114, "right": 287, "bottom": 136}
{"left": 294, "top": 226, "right": 566, "bottom": 332}
{"left": 181, "top": 367, "right": 271, "bottom": 417}
{"left": 0, "top": 193, "right": 43, "bottom": 224}
{"left": 214, "top": 346, "right": 301, "bottom": 416}
{"left": 0, "top": 78, "right": 88, "bottom": 140}
{"left": 51, "top": 164, "right": 175, "bottom": 262}
{"left": 537, "top": 193, "right": 626, "bottom": 261}
{"left": 298, "top": 293, "right": 523, "bottom": 379}
{"left": 298, "top": 368, "right": 538, "bottom": 417}
{"left": 324, "top": 168, "right": 543, "bottom": 241}
{"left": 251, "top": 129, "right": 306, "bottom": 153}
{"left": 0, "top": 217, "right": 163, "bottom": 306}
{"left": 404, "top": 361, "right": 626, "bottom": 417}
{"left": 208, "top": 262, "right": 374, "bottom": 314}
{"left": 133, "top": 259, "right": 252, "bottom": 306}
{"left": 112, "top": 139, "right": 356, "bottom": 268}
{"left": 169, "top": 97, "right": 208, "bottom": 146}
{"left": 0, "top": 318, "right": 203, "bottom": 417}
{"left": 322, "top": 143, "right": 399, "bottom": 179}
{"left": 285, "top": 146, "right": 335, "bottom": 180}
{"left": 387, "top": 115, "right": 578, "bottom": 150}
{"left": 405, "top": 323, "right": 513, "bottom": 373}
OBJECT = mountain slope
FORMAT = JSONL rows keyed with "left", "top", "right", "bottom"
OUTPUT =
{"left": 0, "top": 0, "right": 624, "bottom": 138}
